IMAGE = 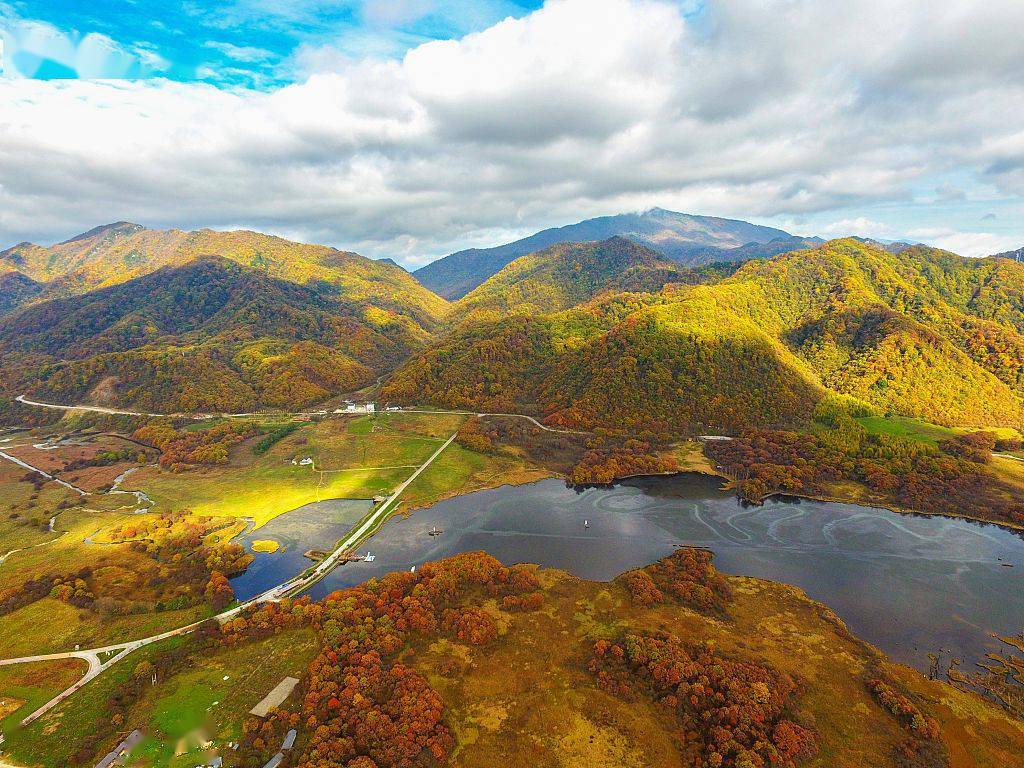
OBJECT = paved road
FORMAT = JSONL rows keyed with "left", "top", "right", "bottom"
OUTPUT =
{"left": 0, "top": 589, "right": 266, "bottom": 726}
{"left": 1, "top": 394, "right": 577, "bottom": 729}
{"left": 0, "top": 431, "right": 459, "bottom": 728}
{"left": 15, "top": 394, "right": 256, "bottom": 420}
{"left": 389, "top": 407, "right": 589, "bottom": 435}
{"left": 16, "top": 394, "right": 591, "bottom": 435}
{"left": 280, "top": 431, "right": 458, "bottom": 596}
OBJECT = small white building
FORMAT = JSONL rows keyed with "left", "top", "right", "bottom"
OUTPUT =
{"left": 334, "top": 402, "right": 376, "bottom": 414}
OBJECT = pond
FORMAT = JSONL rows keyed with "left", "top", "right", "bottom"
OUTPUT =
{"left": 297, "top": 474, "right": 1024, "bottom": 674}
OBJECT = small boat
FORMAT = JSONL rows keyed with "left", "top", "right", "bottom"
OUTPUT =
{"left": 410, "top": 565, "right": 416, "bottom": 573}
{"left": 365, "top": 551, "right": 376, "bottom": 562}
{"left": 428, "top": 526, "right": 443, "bottom": 536}
{"left": 584, "top": 520, "right": 589, "bottom": 528}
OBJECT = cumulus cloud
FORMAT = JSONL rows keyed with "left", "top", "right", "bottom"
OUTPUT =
{"left": 820, "top": 218, "right": 901, "bottom": 240}
{"left": 923, "top": 231, "right": 1022, "bottom": 258}
{"left": 2, "top": 0, "right": 1024, "bottom": 263}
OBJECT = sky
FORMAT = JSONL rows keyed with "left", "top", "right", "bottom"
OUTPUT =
{"left": 1, "top": 0, "right": 1023, "bottom": 266}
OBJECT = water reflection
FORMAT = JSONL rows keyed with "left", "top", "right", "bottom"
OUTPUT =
{"left": 303, "top": 475, "right": 1024, "bottom": 673}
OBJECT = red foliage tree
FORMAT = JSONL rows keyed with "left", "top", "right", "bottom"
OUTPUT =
{"left": 590, "top": 633, "right": 817, "bottom": 768}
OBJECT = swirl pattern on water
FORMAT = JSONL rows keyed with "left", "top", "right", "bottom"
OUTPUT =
{"left": 234, "top": 475, "right": 1024, "bottom": 673}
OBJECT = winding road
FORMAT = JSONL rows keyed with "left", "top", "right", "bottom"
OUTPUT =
{"left": 0, "top": 442, "right": 154, "bottom": 563}
{"left": 14, "top": 394, "right": 256, "bottom": 420}
{"left": 15, "top": 393, "right": 590, "bottom": 434}
{"left": 0, "top": 447, "right": 88, "bottom": 496}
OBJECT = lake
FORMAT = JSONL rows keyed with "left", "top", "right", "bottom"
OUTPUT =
{"left": 234, "top": 474, "right": 1024, "bottom": 673}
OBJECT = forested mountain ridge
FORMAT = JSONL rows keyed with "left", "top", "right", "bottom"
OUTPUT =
{"left": 451, "top": 237, "right": 700, "bottom": 326}
{"left": 685, "top": 235, "right": 825, "bottom": 263}
{"left": 0, "top": 222, "right": 449, "bottom": 337}
{"left": 0, "top": 257, "right": 419, "bottom": 412}
{"left": 384, "top": 239, "right": 1024, "bottom": 431}
{"left": 413, "top": 208, "right": 793, "bottom": 299}
{"left": 6, "top": 223, "right": 1024, "bottom": 428}
{"left": 382, "top": 288, "right": 827, "bottom": 435}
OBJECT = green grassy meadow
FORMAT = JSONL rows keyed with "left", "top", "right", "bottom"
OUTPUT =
{"left": 0, "top": 657, "right": 88, "bottom": 737}
{"left": 0, "top": 629, "right": 318, "bottom": 768}
{"left": 856, "top": 415, "right": 1021, "bottom": 445}
{"left": 123, "top": 413, "right": 467, "bottom": 529}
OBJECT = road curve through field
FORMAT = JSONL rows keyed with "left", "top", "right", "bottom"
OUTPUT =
{"left": 1, "top": 393, "right": 588, "bottom": 728}
{"left": 279, "top": 431, "right": 459, "bottom": 597}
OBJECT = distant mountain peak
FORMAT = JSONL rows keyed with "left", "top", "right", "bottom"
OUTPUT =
{"left": 991, "top": 245, "right": 1024, "bottom": 262}
{"left": 0, "top": 242, "right": 36, "bottom": 259}
{"left": 413, "top": 209, "right": 793, "bottom": 300}
{"left": 59, "top": 221, "right": 145, "bottom": 245}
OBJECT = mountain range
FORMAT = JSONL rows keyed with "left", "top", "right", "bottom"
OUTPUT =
{"left": 413, "top": 208, "right": 806, "bottom": 299}
{"left": 3, "top": 215, "right": 1024, "bottom": 428}
{"left": 385, "top": 237, "right": 1024, "bottom": 431}
{"left": 451, "top": 236, "right": 710, "bottom": 327}
{"left": 0, "top": 222, "right": 448, "bottom": 411}
{"left": 0, "top": 221, "right": 446, "bottom": 330}
{"left": 993, "top": 245, "right": 1024, "bottom": 262}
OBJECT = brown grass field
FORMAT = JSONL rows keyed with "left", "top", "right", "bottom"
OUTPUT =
{"left": 409, "top": 567, "right": 1024, "bottom": 768}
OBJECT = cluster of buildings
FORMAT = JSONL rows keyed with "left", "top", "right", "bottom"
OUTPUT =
{"left": 334, "top": 401, "right": 376, "bottom": 414}
{"left": 333, "top": 401, "right": 403, "bottom": 414}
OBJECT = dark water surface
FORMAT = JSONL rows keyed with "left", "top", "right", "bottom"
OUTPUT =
{"left": 237, "top": 475, "right": 1024, "bottom": 673}
{"left": 229, "top": 498, "right": 373, "bottom": 600}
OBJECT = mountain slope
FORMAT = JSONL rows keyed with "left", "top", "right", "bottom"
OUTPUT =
{"left": 0, "top": 272, "right": 43, "bottom": 316}
{"left": 0, "top": 223, "right": 449, "bottom": 335}
{"left": 385, "top": 239, "right": 1024, "bottom": 431}
{"left": 452, "top": 237, "right": 697, "bottom": 325}
{"left": 0, "top": 258, "right": 417, "bottom": 411}
{"left": 687, "top": 235, "right": 824, "bottom": 263}
{"left": 414, "top": 208, "right": 791, "bottom": 299}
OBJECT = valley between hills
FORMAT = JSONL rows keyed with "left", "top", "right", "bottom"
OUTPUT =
{"left": 0, "top": 210, "right": 1023, "bottom": 768}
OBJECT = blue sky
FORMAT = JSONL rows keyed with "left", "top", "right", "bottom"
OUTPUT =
{"left": 1, "top": 0, "right": 544, "bottom": 86}
{"left": 1, "top": 0, "right": 1022, "bottom": 263}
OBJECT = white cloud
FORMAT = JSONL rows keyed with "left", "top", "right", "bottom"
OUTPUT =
{"left": 916, "top": 231, "right": 1022, "bottom": 258}
{"left": 203, "top": 41, "right": 275, "bottom": 63}
{"left": 820, "top": 218, "right": 901, "bottom": 240}
{"left": 2, "top": 0, "right": 1024, "bottom": 263}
